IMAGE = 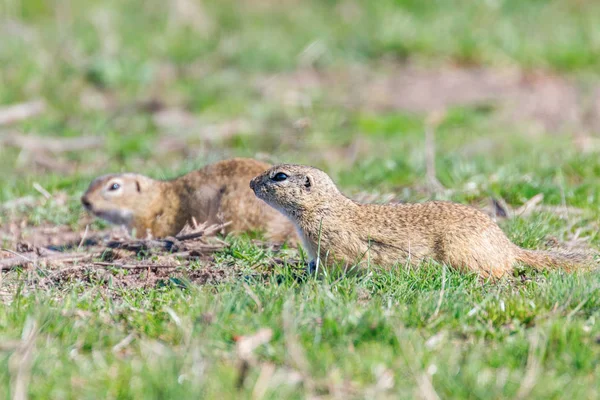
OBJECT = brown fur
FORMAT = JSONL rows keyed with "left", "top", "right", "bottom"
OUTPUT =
{"left": 250, "top": 164, "right": 594, "bottom": 277}
{"left": 82, "top": 158, "right": 296, "bottom": 242}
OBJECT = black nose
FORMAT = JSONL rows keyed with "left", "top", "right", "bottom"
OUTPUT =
{"left": 249, "top": 178, "right": 256, "bottom": 191}
{"left": 81, "top": 195, "right": 92, "bottom": 210}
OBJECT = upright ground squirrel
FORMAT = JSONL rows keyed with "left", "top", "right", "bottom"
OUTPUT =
{"left": 250, "top": 164, "right": 592, "bottom": 277}
{"left": 82, "top": 158, "right": 296, "bottom": 242}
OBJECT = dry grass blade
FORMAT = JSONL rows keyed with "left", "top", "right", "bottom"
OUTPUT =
{"left": 282, "top": 299, "right": 315, "bottom": 394}
{"left": 395, "top": 327, "right": 441, "bottom": 400}
{"left": 112, "top": 333, "right": 136, "bottom": 354}
{"left": 0, "top": 100, "right": 45, "bottom": 126}
{"left": 8, "top": 317, "right": 38, "bottom": 400}
{"left": 1, "top": 249, "right": 35, "bottom": 264}
{"left": 236, "top": 328, "right": 274, "bottom": 389}
{"left": 424, "top": 110, "right": 447, "bottom": 194}
{"left": 515, "top": 332, "right": 543, "bottom": 400}
{"left": 251, "top": 362, "right": 276, "bottom": 400}
{"left": 429, "top": 266, "right": 447, "bottom": 322}
{"left": 416, "top": 373, "right": 441, "bottom": 400}
{"left": 243, "top": 282, "right": 263, "bottom": 311}
{"left": 32, "top": 182, "right": 51, "bottom": 199}
{"left": 78, "top": 225, "right": 90, "bottom": 251}
{"left": 515, "top": 193, "right": 544, "bottom": 216}
{"left": 236, "top": 328, "right": 273, "bottom": 361}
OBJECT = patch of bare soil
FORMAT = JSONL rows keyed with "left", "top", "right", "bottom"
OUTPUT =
{"left": 1, "top": 221, "right": 109, "bottom": 250}
{"left": 0, "top": 222, "right": 256, "bottom": 295}
{"left": 256, "top": 63, "right": 600, "bottom": 134}
{"left": 40, "top": 261, "right": 232, "bottom": 292}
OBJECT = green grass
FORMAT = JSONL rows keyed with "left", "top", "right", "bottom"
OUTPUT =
{"left": 1, "top": 264, "right": 599, "bottom": 398}
{"left": 2, "top": 0, "right": 600, "bottom": 398}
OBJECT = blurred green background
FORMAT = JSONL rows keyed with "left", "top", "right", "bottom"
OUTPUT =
{"left": 1, "top": 2, "right": 600, "bottom": 398}
{"left": 2, "top": 0, "right": 600, "bottom": 214}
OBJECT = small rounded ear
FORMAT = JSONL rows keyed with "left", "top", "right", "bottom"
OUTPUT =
{"left": 304, "top": 175, "right": 313, "bottom": 190}
{"left": 135, "top": 176, "right": 152, "bottom": 193}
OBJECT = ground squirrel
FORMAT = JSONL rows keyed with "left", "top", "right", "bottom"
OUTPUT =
{"left": 250, "top": 164, "right": 592, "bottom": 277}
{"left": 81, "top": 158, "right": 296, "bottom": 242}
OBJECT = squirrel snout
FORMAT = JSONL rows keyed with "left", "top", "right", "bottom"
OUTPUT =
{"left": 249, "top": 177, "right": 258, "bottom": 192}
{"left": 81, "top": 195, "right": 92, "bottom": 210}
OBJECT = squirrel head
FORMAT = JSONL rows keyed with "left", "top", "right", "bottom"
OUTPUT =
{"left": 81, "top": 173, "right": 155, "bottom": 227}
{"left": 250, "top": 164, "right": 340, "bottom": 219}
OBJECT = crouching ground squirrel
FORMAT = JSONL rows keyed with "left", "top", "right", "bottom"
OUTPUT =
{"left": 250, "top": 164, "right": 593, "bottom": 277}
{"left": 81, "top": 158, "right": 296, "bottom": 242}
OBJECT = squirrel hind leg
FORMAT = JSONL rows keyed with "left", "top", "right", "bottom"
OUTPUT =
{"left": 438, "top": 236, "right": 515, "bottom": 278}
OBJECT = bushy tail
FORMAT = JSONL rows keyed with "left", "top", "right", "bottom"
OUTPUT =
{"left": 515, "top": 248, "right": 595, "bottom": 272}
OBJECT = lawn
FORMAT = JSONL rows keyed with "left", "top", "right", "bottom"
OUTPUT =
{"left": 1, "top": 0, "right": 600, "bottom": 398}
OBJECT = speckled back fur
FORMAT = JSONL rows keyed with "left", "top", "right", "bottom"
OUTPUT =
{"left": 250, "top": 164, "right": 593, "bottom": 277}
{"left": 82, "top": 158, "right": 296, "bottom": 242}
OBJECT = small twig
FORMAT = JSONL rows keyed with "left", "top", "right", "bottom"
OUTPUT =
{"left": 566, "top": 297, "right": 590, "bottom": 320}
{"left": 515, "top": 193, "right": 544, "bottom": 216}
{"left": 93, "top": 262, "right": 179, "bottom": 270}
{"left": 243, "top": 282, "right": 263, "bottom": 311}
{"left": 0, "top": 252, "right": 91, "bottom": 271}
{"left": 175, "top": 221, "right": 232, "bottom": 241}
{"left": 565, "top": 227, "right": 583, "bottom": 251}
{"left": 1, "top": 249, "right": 35, "bottom": 263}
{"left": 106, "top": 221, "right": 231, "bottom": 253}
{"left": 112, "top": 333, "right": 135, "bottom": 354}
{"left": 78, "top": 225, "right": 90, "bottom": 251}
{"left": 251, "top": 362, "right": 276, "bottom": 400}
{"left": 106, "top": 238, "right": 174, "bottom": 252}
{"left": 0, "top": 249, "right": 38, "bottom": 272}
{"left": 32, "top": 182, "right": 51, "bottom": 200}
{"left": 424, "top": 110, "right": 447, "bottom": 194}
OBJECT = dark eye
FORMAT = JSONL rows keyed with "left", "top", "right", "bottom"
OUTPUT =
{"left": 108, "top": 182, "right": 120, "bottom": 191}
{"left": 271, "top": 172, "right": 288, "bottom": 182}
